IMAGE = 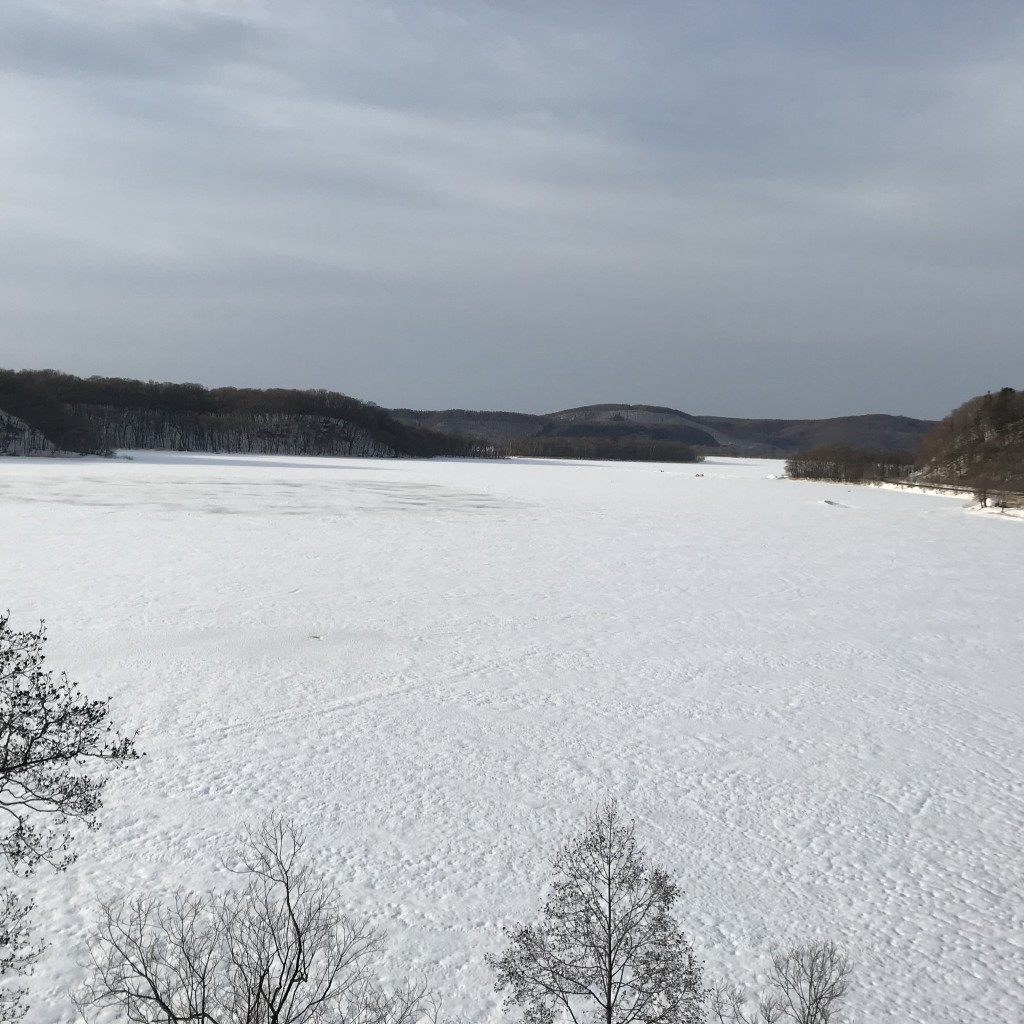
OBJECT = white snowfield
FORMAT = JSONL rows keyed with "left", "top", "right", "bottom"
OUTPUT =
{"left": 1, "top": 452, "right": 1021, "bottom": 1023}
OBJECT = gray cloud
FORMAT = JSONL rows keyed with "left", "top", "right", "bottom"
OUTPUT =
{"left": 1, "top": 0, "right": 1022, "bottom": 418}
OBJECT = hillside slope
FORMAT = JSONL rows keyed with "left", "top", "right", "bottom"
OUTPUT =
{"left": 915, "top": 387, "right": 1024, "bottom": 501}
{"left": 0, "top": 409, "right": 54, "bottom": 455}
{"left": 0, "top": 369, "right": 481, "bottom": 459}
{"left": 393, "top": 404, "right": 935, "bottom": 457}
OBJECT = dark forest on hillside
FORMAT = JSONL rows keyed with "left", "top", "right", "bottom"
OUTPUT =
{"left": 914, "top": 387, "right": 1024, "bottom": 504}
{"left": 0, "top": 369, "right": 484, "bottom": 459}
{"left": 786, "top": 387, "right": 1024, "bottom": 504}
{"left": 506, "top": 435, "right": 702, "bottom": 463}
{"left": 785, "top": 446, "right": 915, "bottom": 483}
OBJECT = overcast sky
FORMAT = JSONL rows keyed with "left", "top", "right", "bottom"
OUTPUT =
{"left": 1, "top": 1, "right": 1022, "bottom": 418}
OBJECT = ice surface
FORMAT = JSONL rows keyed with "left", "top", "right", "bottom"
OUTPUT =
{"left": 0, "top": 453, "right": 1021, "bottom": 1022}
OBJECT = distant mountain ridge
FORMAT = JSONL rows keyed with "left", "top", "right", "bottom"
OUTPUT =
{"left": 391, "top": 403, "right": 935, "bottom": 457}
{"left": 1, "top": 367, "right": 937, "bottom": 461}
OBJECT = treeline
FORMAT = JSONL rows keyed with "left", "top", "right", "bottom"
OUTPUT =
{"left": 0, "top": 369, "right": 486, "bottom": 459}
{"left": 507, "top": 435, "right": 703, "bottom": 463}
{"left": 785, "top": 445, "right": 915, "bottom": 483}
{"left": 785, "top": 387, "right": 1024, "bottom": 505}
{"left": 395, "top": 407, "right": 540, "bottom": 426}
{"left": 915, "top": 387, "right": 1024, "bottom": 504}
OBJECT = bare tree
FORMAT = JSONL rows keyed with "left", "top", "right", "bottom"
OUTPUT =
{"left": 0, "top": 614, "right": 140, "bottom": 1019}
{"left": 0, "top": 615, "right": 140, "bottom": 873}
{"left": 487, "top": 800, "right": 705, "bottom": 1024}
{"left": 0, "top": 890, "right": 36, "bottom": 1023}
{"left": 708, "top": 984, "right": 783, "bottom": 1024}
{"left": 709, "top": 940, "right": 851, "bottom": 1024}
{"left": 76, "top": 817, "right": 427, "bottom": 1024}
{"left": 768, "top": 941, "right": 849, "bottom": 1024}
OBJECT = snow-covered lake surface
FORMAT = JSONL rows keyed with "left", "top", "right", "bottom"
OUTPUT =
{"left": 1, "top": 452, "right": 1021, "bottom": 1023}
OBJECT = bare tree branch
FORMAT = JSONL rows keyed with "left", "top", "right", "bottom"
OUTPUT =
{"left": 76, "top": 816, "right": 429, "bottom": 1024}
{"left": 0, "top": 614, "right": 140, "bottom": 1022}
{"left": 0, "top": 614, "right": 140, "bottom": 876}
{"left": 710, "top": 941, "right": 851, "bottom": 1024}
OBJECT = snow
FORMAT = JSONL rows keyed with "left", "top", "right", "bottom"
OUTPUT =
{"left": 1, "top": 452, "right": 1021, "bottom": 1022}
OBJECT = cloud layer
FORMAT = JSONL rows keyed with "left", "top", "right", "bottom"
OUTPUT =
{"left": 2, "top": 1, "right": 1022, "bottom": 417}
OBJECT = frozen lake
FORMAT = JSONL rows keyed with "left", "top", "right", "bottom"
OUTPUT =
{"left": 1, "top": 452, "right": 1021, "bottom": 1022}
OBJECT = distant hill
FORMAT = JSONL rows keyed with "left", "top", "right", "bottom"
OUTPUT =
{"left": 696, "top": 413, "right": 936, "bottom": 455}
{"left": 1, "top": 368, "right": 940, "bottom": 463}
{"left": 915, "top": 387, "right": 1024, "bottom": 504}
{"left": 0, "top": 369, "right": 483, "bottom": 459}
{"left": 392, "top": 404, "right": 936, "bottom": 458}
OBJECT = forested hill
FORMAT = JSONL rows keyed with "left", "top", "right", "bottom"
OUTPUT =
{"left": 0, "top": 369, "right": 482, "bottom": 458}
{"left": 2, "top": 368, "right": 942, "bottom": 463}
{"left": 915, "top": 387, "right": 1024, "bottom": 499}
{"left": 392, "top": 404, "right": 936, "bottom": 458}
